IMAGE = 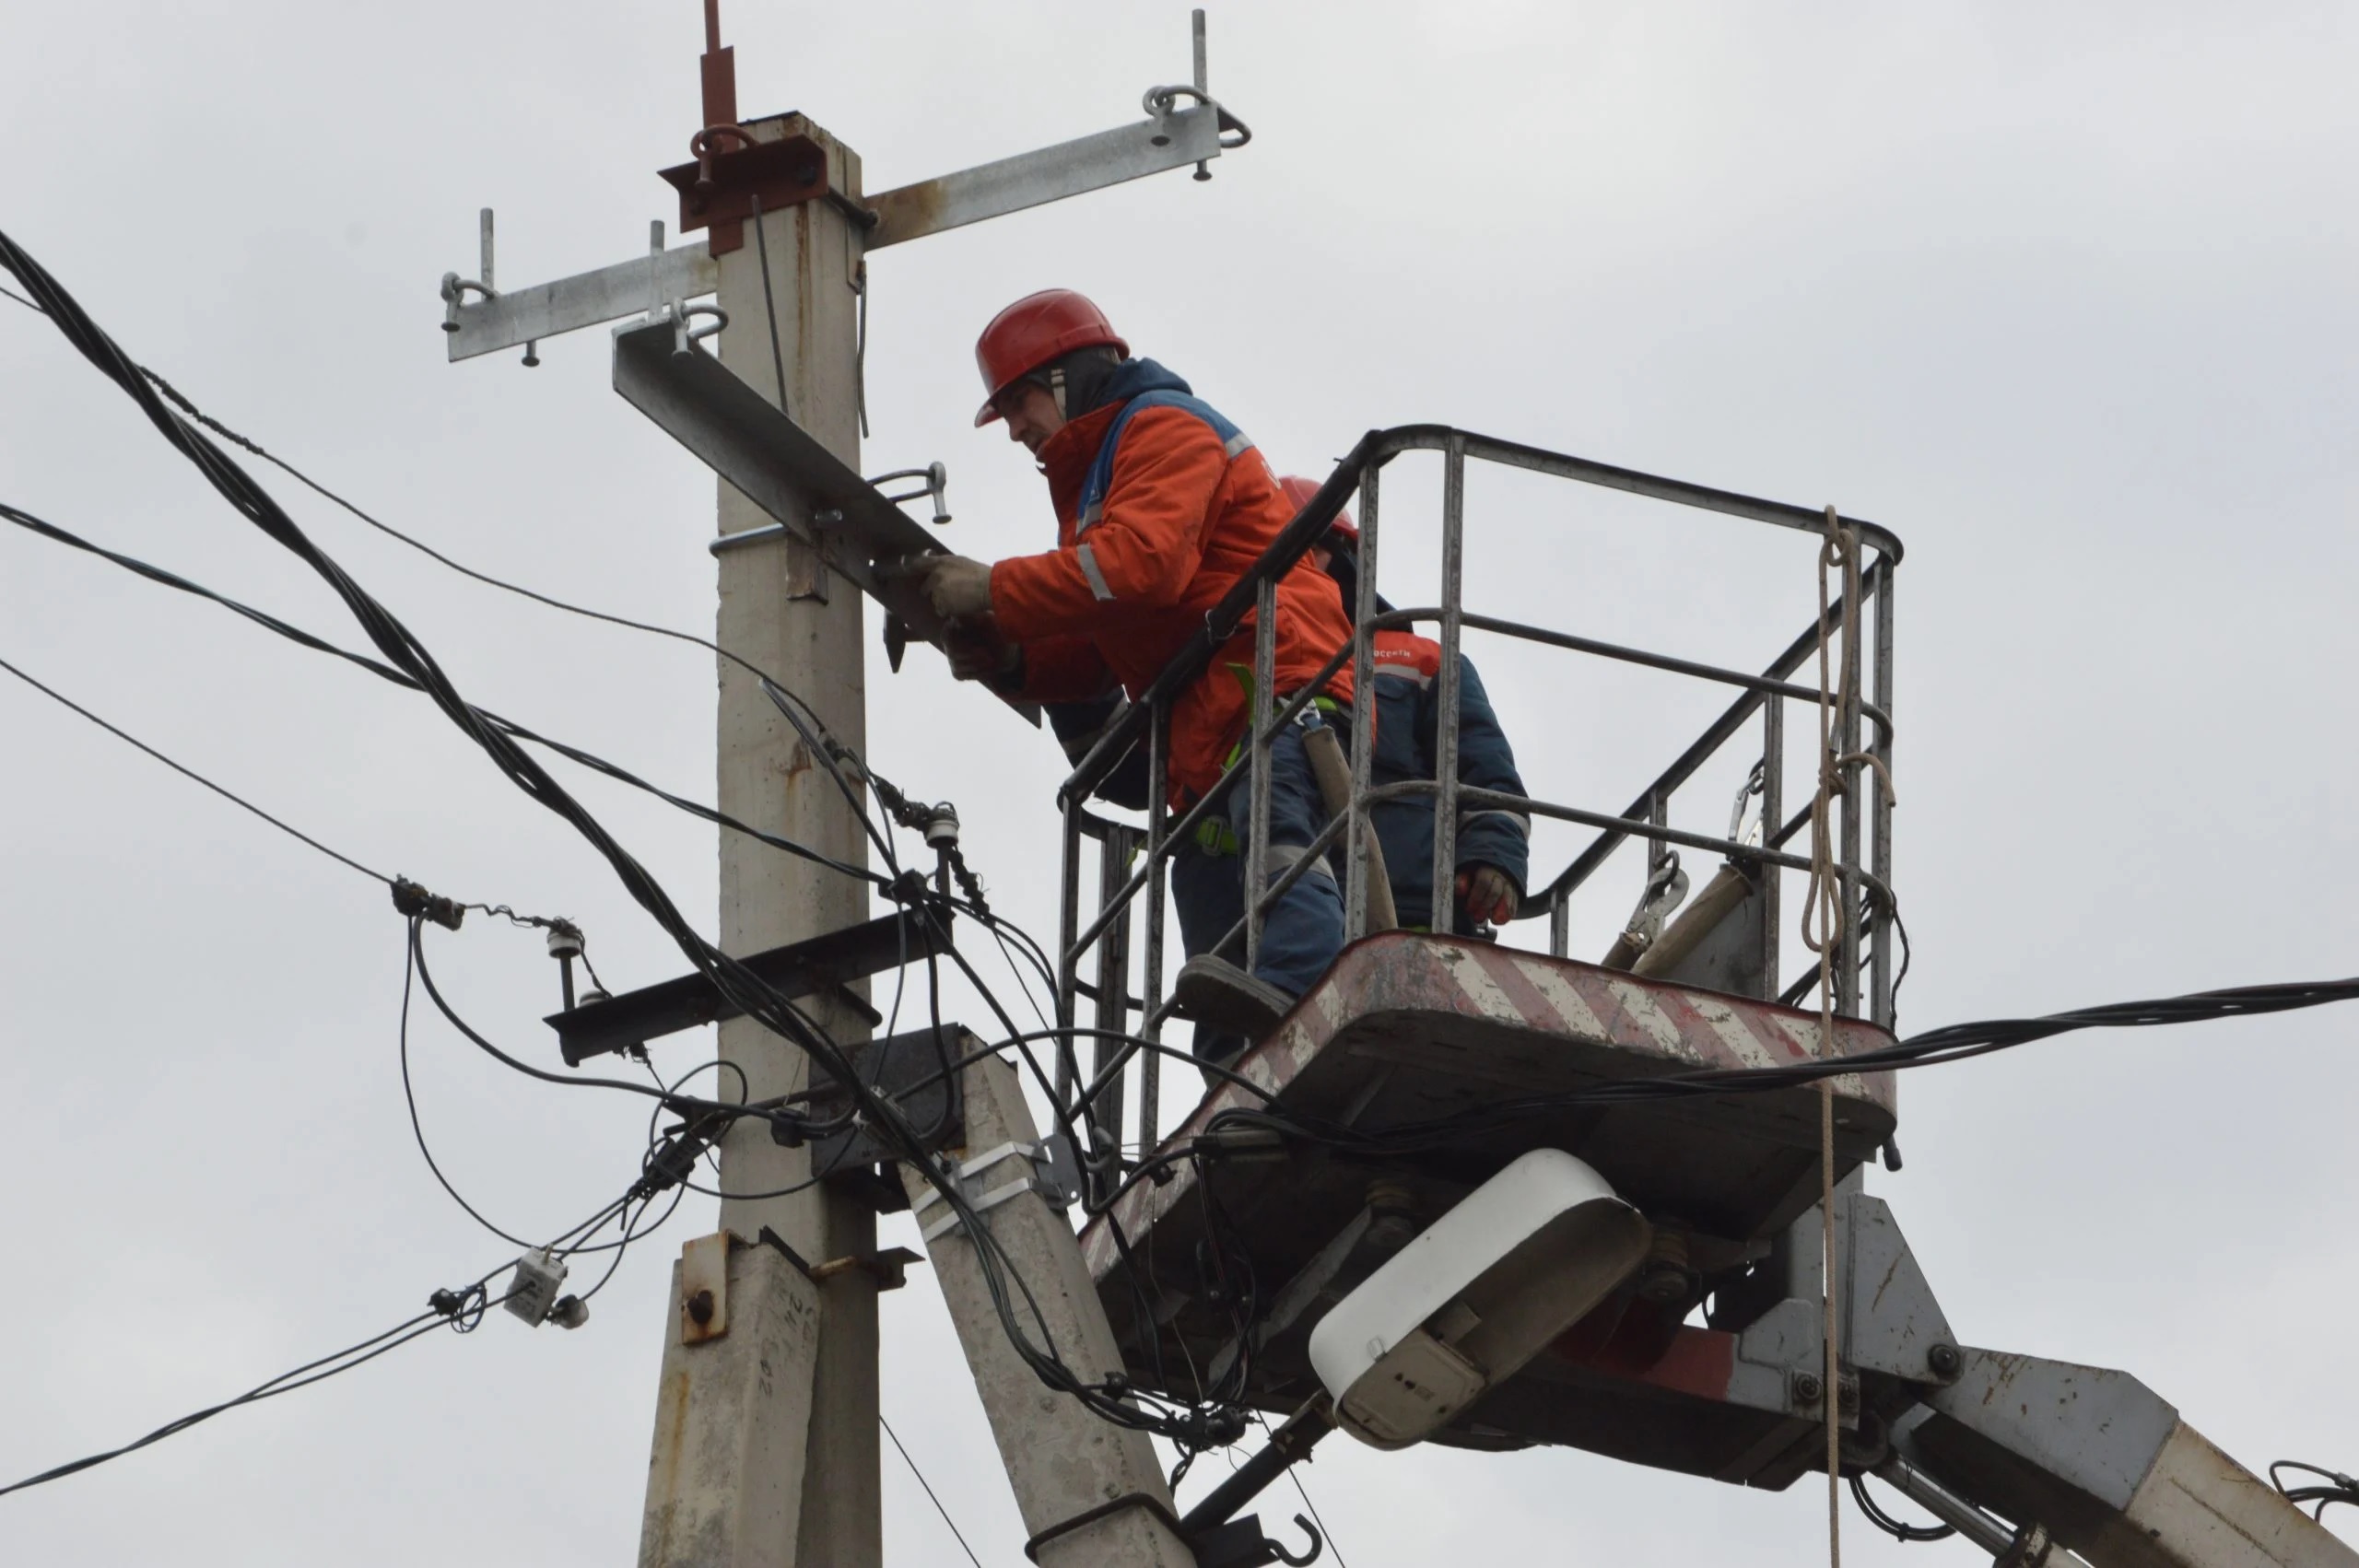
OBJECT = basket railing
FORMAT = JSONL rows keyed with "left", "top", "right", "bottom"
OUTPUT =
{"left": 1050, "top": 425, "right": 1901, "bottom": 1189}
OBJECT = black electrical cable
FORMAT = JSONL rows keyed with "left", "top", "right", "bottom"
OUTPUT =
{"left": 881, "top": 1415, "right": 985, "bottom": 1568}
{"left": 400, "top": 930, "right": 551, "bottom": 1249}
{"left": 0, "top": 1277, "right": 504, "bottom": 1501}
{"left": 573, "top": 1186, "right": 686, "bottom": 1305}
{"left": 0, "top": 497, "right": 1052, "bottom": 1181}
{"left": 4, "top": 480, "right": 1042, "bottom": 1138}
{"left": 0, "top": 499, "right": 886, "bottom": 891}
{"left": 2271, "top": 1460, "right": 2359, "bottom": 1523}
{"left": 0, "top": 650, "right": 393, "bottom": 884}
{"left": 1285, "top": 1460, "right": 1346, "bottom": 1568}
{"left": 1849, "top": 1472, "right": 1955, "bottom": 1543}
{"left": 411, "top": 919, "right": 725, "bottom": 1108}
{"left": 1182, "top": 972, "right": 2359, "bottom": 1165}
{"left": 4, "top": 225, "right": 1240, "bottom": 1448}
{"left": 0, "top": 1127, "right": 702, "bottom": 1506}
{"left": 100, "top": 342, "right": 934, "bottom": 869}
{"left": 749, "top": 191, "right": 792, "bottom": 424}
{"left": 398, "top": 932, "right": 682, "bottom": 1253}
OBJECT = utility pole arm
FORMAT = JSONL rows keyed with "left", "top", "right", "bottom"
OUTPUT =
{"left": 1895, "top": 1350, "right": 2356, "bottom": 1568}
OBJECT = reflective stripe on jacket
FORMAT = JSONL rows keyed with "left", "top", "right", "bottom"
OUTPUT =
{"left": 990, "top": 358, "right": 1355, "bottom": 802}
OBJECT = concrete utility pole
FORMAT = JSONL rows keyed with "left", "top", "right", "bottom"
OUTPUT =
{"left": 653, "top": 113, "right": 884, "bottom": 1567}
{"left": 901, "top": 1059, "right": 1198, "bottom": 1568}
{"left": 438, "top": 12, "right": 1250, "bottom": 1562}
{"left": 634, "top": 111, "right": 881, "bottom": 1568}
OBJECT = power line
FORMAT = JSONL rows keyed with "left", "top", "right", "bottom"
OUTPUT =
{"left": 5, "top": 502, "right": 886, "bottom": 891}
{"left": 0, "top": 650, "right": 392, "bottom": 885}
{"left": 112, "top": 342, "right": 969, "bottom": 895}
{"left": 123, "top": 335, "right": 867, "bottom": 761}
{"left": 0, "top": 1275, "right": 504, "bottom": 1501}
{"left": 880, "top": 1414, "right": 985, "bottom": 1568}
{"left": 1189, "top": 970, "right": 2359, "bottom": 1166}
{"left": 0, "top": 220, "right": 1261, "bottom": 1452}
{"left": 0, "top": 1137, "right": 691, "bottom": 1504}
{"left": 0, "top": 498, "right": 886, "bottom": 891}
{"left": 398, "top": 924, "right": 685, "bottom": 1252}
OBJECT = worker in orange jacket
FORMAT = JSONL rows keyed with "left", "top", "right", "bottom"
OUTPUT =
{"left": 904, "top": 289, "right": 1356, "bottom": 1056}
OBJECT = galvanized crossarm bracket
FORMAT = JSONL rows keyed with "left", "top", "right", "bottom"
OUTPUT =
{"left": 438, "top": 11, "right": 1248, "bottom": 361}
{"left": 910, "top": 1138, "right": 1085, "bottom": 1243}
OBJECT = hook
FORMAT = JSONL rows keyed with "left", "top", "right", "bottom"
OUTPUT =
{"left": 1269, "top": 1515, "right": 1323, "bottom": 1566}
{"left": 868, "top": 463, "right": 954, "bottom": 525}
{"left": 925, "top": 460, "right": 951, "bottom": 525}
{"left": 1728, "top": 757, "right": 1766, "bottom": 845}
{"left": 689, "top": 123, "right": 757, "bottom": 205}
{"left": 681, "top": 302, "right": 729, "bottom": 345}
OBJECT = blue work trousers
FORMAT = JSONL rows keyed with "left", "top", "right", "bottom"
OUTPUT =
{"left": 1168, "top": 713, "right": 1349, "bottom": 1064}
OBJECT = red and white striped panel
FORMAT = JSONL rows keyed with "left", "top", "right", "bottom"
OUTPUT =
{"left": 1080, "top": 933, "right": 1894, "bottom": 1281}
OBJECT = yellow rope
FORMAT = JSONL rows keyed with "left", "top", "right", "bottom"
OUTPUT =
{"left": 1804, "top": 503, "right": 1860, "bottom": 1568}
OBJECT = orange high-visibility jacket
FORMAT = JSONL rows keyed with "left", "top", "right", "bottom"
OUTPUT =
{"left": 989, "top": 358, "right": 1355, "bottom": 802}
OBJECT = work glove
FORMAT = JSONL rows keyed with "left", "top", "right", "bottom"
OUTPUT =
{"left": 1456, "top": 863, "right": 1520, "bottom": 927}
{"left": 943, "top": 617, "right": 1021, "bottom": 683}
{"left": 911, "top": 554, "right": 995, "bottom": 621}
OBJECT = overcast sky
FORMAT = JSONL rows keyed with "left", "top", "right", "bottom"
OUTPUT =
{"left": 4, "top": 3, "right": 2354, "bottom": 1563}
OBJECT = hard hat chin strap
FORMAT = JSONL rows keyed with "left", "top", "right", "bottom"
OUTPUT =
{"left": 1048, "top": 365, "right": 1068, "bottom": 420}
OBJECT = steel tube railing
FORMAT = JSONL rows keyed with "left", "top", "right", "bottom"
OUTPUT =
{"left": 1139, "top": 696, "right": 1169, "bottom": 1143}
{"left": 1053, "top": 426, "right": 1901, "bottom": 814}
{"left": 1533, "top": 583, "right": 1883, "bottom": 910}
{"left": 1344, "top": 466, "right": 1383, "bottom": 940}
{"left": 1837, "top": 529, "right": 1867, "bottom": 1020}
{"left": 1429, "top": 438, "right": 1467, "bottom": 937}
{"left": 1061, "top": 637, "right": 1364, "bottom": 966}
{"left": 1047, "top": 424, "right": 1902, "bottom": 1169}
{"left": 1760, "top": 693, "right": 1785, "bottom": 996}
{"left": 1454, "top": 611, "right": 1891, "bottom": 740}
{"left": 1870, "top": 554, "right": 1897, "bottom": 1029}
{"left": 1244, "top": 576, "right": 1279, "bottom": 969}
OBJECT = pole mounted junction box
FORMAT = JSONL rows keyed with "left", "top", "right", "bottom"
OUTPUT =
{"left": 505, "top": 1248, "right": 569, "bottom": 1327}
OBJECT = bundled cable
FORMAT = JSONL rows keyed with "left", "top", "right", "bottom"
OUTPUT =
{"left": 1182, "top": 973, "right": 2359, "bottom": 1162}
{"left": 0, "top": 225, "right": 1239, "bottom": 1449}
{"left": 0, "top": 1174, "right": 661, "bottom": 1502}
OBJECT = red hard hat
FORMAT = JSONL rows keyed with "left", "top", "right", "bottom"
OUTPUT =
{"left": 973, "top": 289, "right": 1129, "bottom": 427}
{"left": 1280, "top": 474, "right": 1357, "bottom": 542}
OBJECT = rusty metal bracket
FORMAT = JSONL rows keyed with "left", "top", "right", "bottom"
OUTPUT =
{"left": 679, "top": 1230, "right": 734, "bottom": 1344}
{"left": 658, "top": 128, "right": 834, "bottom": 246}
{"left": 808, "top": 1246, "right": 924, "bottom": 1293}
{"left": 752, "top": 1226, "right": 921, "bottom": 1293}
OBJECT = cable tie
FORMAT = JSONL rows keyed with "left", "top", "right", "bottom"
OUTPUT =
{"left": 392, "top": 877, "right": 465, "bottom": 930}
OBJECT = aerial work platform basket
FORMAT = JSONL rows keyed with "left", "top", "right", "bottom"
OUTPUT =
{"left": 1079, "top": 932, "right": 1895, "bottom": 1443}
{"left": 1050, "top": 424, "right": 1905, "bottom": 1464}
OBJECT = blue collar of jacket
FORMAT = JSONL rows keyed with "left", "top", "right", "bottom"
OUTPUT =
{"left": 1075, "top": 358, "right": 1254, "bottom": 531}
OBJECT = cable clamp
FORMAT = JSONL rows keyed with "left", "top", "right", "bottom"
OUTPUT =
{"left": 391, "top": 877, "right": 464, "bottom": 930}
{"left": 910, "top": 1136, "right": 1082, "bottom": 1243}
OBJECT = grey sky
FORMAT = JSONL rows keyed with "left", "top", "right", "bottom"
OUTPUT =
{"left": 3, "top": 2, "right": 2353, "bottom": 1562}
